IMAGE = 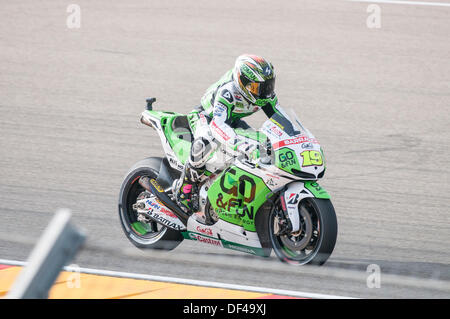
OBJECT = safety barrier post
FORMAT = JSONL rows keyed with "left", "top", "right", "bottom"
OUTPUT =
{"left": 6, "top": 209, "right": 86, "bottom": 299}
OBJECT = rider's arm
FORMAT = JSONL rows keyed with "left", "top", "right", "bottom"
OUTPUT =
{"left": 261, "top": 94, "right": 285, "bottom": 118}
{"left": 209, "top": 86, "right": 258, "bottom": 158}
{"left": 261, "top": 95, "right": 301, "bottom": 136}
{"left": 209, "top": 87, "right": 240, "bottom": 152}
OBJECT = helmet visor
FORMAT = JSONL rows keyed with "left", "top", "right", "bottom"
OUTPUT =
{"left": 246, "top": 82, "right": 261, "bottom": 97}
{"left": 246, "top": 78, "right": 275, "bottom": 99}
{"left": 259, "top": 78, "right": 275, "bottom": 98}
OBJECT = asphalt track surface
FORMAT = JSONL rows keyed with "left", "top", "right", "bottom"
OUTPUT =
{"left": 0, "top": 0, "right": 449, "bottom": 298}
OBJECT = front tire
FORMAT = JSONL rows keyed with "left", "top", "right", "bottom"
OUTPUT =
{"left": 269, "top": 197, "right": 337, "bottom": 265}
{"left": 118, "top": 157, "right": 184, "bottom": 250}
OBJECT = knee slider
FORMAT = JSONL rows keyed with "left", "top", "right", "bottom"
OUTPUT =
{"left": 190, "top": 136, "right": 215, "bottom": 168}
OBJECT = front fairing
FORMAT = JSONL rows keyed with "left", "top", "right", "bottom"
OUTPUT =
{"left": 260, "top": 112, "right": 326, "bottom": 180}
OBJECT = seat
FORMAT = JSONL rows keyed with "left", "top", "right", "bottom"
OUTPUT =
{"left": 171, "top": 115, "right": 193, "bottom": 142}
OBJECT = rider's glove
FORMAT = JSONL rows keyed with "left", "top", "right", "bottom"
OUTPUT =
{"left": 234, "top": 141, "right": 259, "bottom": 161}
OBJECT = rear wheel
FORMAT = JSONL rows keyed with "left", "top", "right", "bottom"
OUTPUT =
{"left": 269, "top": 197, "right": 337, "bottom": 265}
{"left": 118, "top": 157, "right": 184, "bottom": 250}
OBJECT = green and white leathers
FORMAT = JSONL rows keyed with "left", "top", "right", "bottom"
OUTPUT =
{"left": 118, "top": 56, "right": 338, "bottom": 265}
{"left": 199, "top": 54, "right": 282, "bottom": 157}
{"left": 173, "top": 55, "right": 282, "bottom": 211}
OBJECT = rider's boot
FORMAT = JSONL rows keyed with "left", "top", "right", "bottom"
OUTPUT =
{"left": 173, "top": 135, "right": 216, "bottom": 213}
{"left": 173, "top": 162, "right": 203, "bottom": 214}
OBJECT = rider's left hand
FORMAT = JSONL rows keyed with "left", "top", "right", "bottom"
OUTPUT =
{"left": 235, "top": 141, "right": 259, "bottom": 161}
{"left": 246, "top": 148, "right": 260, "bottom": 162}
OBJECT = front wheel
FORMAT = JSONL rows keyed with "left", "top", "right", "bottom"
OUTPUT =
{"left": 269, "top": 197, "right": 337, "bottom": 265}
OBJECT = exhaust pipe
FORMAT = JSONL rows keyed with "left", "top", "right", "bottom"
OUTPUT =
{"left": 138, "top": 176, "right": 153, "bottom": 192}
{"left": 140, "top": 113, "right": 155, "bottom": 129}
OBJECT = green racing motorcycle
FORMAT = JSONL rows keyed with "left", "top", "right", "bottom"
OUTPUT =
{"left": 118, "top": 98, "right": 338, "bottom": 265}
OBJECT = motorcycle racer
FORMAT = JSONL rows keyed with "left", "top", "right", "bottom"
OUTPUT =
{"left": 175, "top": 54, "right": 287, "bottom": 212}
{"left": 121, "top": 55, "right": 336, "bottom": 265}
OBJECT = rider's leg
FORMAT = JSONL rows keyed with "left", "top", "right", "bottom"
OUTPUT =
{"left": 175, "top": 135, "right": 218, "bottom": 212}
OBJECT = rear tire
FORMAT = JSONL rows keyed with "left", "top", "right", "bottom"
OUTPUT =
{"left": 269, "top": 197, "right": 337, "bottom": 265}
{"left": 118, "top": 157, "right": 184, "bottom": 250}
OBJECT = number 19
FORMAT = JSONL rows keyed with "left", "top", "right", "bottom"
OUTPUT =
{"left": 300, "top": 150, "right": 323, "bottom": 167}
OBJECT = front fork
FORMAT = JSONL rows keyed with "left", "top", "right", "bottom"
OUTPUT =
{"left": 280, "top": 181, "right": 330, "bottom": 233}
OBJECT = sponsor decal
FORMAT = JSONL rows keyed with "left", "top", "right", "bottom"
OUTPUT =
{"left": 168, "top": 156, "right": 184, "bottom": 170}
{"left": 224, "top": 243, "right": 257, "bottom": 255}
{"left": 221, "top": 89, "right": 234, "bottom": 103}
{"left": 233, "top": 105, "right": 245, "bottom": 113}
{"left": 189, "top": 233, "right": 222, "bottom": 247}
{"left": 234, "top": 94, "right": 242, "bottom": 101}
{"left": 150, "top": 179, "right": 164, "bottom": 192}
{"left": 216, "top": 194, "right": 256, "bottom": 219}
{"left": 196, "top": 226, "right": 213, "bottom": 236}
{"left": 149, "top": 198, "right": 178, "bottom": 218}
{"left": 216, "top": 168, "right": 256, "bottom": 220}
{"left": 287, "top": 193, "right": 300, "bottom": 205}
{"left": 272, "top": 136, "right": 318, "bottom": 150}
{"left": 241, "top": 64, "right": 258, "bottom": 81}
{"left": 270, "top": 125, "right": 283, "bottom": 137}
{"left": 160, "top": 206, "right": 177, "bottom": 218}
{"left": 306, "top": 182, "right": 327, "bottom": 196}
{"left": 146, "top": 198, "right": 177, "bottom": 218}
{"left": 278, "top": 150, "right": 297, "bottom": 169}
{"left": 265, "top": 178, "right": 276, "bottom": 187}
{"left": 270, "top": 118, "right": 284, "bottom": 129}
{"left": 301, "top": 142, "right": 313, "bottom": 149}
{"left": 146, "top": 199, "right": 161, "bottom": 210}
{"left": 211, "top": 121, "right": 230, "bottom": 141}
{"left": 213, "top": 104, "right": 227, "bottom": 117}
{"left": 199, "top": 112, "right": 207, "bottom": 124}
{"left": 147, "top": 210, "right": 183, "bottom": 230}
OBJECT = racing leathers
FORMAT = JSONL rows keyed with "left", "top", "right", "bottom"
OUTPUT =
{"left": 195, "top": 69, "right": 284, "bottom": 170}
{"left": 175, "top": 70, "right": 285, "bottom": 212}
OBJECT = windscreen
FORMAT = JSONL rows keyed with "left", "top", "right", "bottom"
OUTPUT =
{"left": 269, "top": 111, "right": 302, "bottom": 137}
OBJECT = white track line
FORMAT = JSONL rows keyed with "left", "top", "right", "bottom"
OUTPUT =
{"left": 0, "top": 259, "right": 355, "bottom": 299}
{"left": 347, "top": 0, "right": 450, "bottom": 7}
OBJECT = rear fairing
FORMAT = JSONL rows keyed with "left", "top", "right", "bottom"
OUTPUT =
{"left": 141, "top": 110, "right": 197, "bottom": 170}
